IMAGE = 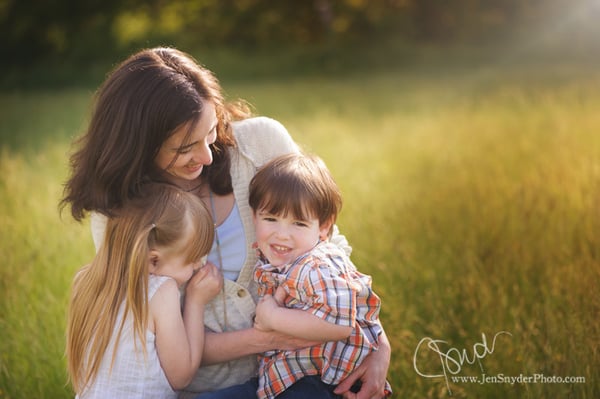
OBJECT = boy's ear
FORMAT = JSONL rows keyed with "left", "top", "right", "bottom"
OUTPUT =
{"left": 319, "top": 218, "right": 334, "bottom": 240}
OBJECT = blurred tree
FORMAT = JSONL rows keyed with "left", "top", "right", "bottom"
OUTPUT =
{"left": 0, "top": 0, "right": 591, "bottom": 68}
{"left": 0, "top": 0, "right": 152, "bottom": 65}
{"left": 4, "top": 0, "right": 82, "bottom": 63}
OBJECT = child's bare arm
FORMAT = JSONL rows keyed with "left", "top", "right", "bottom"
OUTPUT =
{"left": 152, "top": 263, "right": 222, "bottom": 389}
{"left": 254, "top": 292, "right": 352, "bottom": 341}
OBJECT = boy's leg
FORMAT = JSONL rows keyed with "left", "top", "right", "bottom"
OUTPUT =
{"left": 194, "top": 378, "right": 258, "bottom": 399}
{"left": 275, "top": 376, "right": 340, "bottom": 399}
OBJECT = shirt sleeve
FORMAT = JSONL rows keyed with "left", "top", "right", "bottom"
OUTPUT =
{"left": 90, "top": 211, "right": 107, "bottom": 252}
{"left": 233, "top": 116, "right": 300, "bottom": 167}
{"left": 330, "top": 224, "right": 353, "bottom": 257}
{"left": 296, "top": 259, "right": 357, "bottom": 328}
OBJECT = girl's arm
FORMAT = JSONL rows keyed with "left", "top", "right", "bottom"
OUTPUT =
{"left": 152, "top": 264, "right": 221, "bottom": 389}
{"left": 254, "top": 294, "right": 352, "bottom": 341}
{"left": 152, "top": 279, "right": 200, "bottom": 389}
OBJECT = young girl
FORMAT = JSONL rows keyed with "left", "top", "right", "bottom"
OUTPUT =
{"left": 66, "top": 183, "right": 223, "bottom": 398}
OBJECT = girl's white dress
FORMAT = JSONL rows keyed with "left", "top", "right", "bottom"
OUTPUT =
{"left": 77, "top": 274, "right": 176, "bottom": 399}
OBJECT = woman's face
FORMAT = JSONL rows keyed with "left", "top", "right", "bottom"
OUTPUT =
{"left": 154, "top": 101, "right": 218, "bottom": 182}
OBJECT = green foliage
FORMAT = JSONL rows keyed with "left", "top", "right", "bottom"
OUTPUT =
{"left": 1, "top": 47, "right": 599, "bottom": 398}
{"left": 3, "top": 0, "right": 600, "bottom": 71}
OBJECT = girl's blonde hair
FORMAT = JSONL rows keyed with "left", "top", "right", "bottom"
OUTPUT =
{"left": 66, "top": 182, "right": 214, "bottom": 393}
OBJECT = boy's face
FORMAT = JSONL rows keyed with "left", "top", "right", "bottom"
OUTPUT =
{"left": 253, "top": 210, "right": 331, "bottom": 267}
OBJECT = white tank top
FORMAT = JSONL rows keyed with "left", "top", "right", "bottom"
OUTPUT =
{"left": 206, "top": 203, "right": 246, "bottom": 281}
{"left": 77, "top": 275, "right": 176, "bottom": 399}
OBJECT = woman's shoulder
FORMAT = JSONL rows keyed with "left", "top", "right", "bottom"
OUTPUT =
{"left": 231, "top": 116, "right": 287, "bottom": 136}
{"left": 231, "top": 117, "right": 299, "bottom": 165}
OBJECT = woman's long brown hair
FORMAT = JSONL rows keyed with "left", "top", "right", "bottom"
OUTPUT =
{"left": 60, "top": 47, "right": 252, "bottom": 221}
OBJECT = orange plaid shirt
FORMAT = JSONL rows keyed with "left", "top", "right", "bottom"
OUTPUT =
{"left": 253, "top": 241, "right": 391, "bottom": 399}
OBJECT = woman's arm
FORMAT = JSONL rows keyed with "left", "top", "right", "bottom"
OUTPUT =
{"left": 200, "top": 326, "right": 320, "bottom": 366}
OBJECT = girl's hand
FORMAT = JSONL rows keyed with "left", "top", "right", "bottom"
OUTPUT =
{"left": 186, "top": 262, "right": 222, "bottom": 304}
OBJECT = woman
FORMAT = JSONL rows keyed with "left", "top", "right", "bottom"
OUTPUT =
{"left": 61, "top": 47, "right": 391, "bottom": 398}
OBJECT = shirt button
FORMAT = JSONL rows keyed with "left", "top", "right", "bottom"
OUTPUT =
{"left": 237, "top": 289, "right": 247, "bottom": 298}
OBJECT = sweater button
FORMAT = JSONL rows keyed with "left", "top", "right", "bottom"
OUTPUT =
{"left": 237, "top": 289, "right": 247, "bottom": 298}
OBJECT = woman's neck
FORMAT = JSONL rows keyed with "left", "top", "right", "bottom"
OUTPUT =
{"left": 155, "top": 171, "right": 207, "bottom": 194}
{"left": 182, "top": 179, "right": 205, "bottom": 193}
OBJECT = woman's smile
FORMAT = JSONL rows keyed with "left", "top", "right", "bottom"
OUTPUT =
{"left": 154, "top": 101, "right": 217, "bottom": 183}
{"left": 186, "top": 163, "right": 203, "bottom": 174}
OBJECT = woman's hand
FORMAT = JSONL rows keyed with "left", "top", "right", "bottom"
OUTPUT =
{"left": 185, "top": 261, "right": 223, "bottom": 304}
{"left": 333, "top": 331, "right": 391, "bottom": 399}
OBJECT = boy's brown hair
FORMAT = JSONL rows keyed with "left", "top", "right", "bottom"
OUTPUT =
{"left": 249, "top": 152, "right": 342, "bottom": 237}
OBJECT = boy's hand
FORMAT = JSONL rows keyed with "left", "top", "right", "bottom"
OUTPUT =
{"left": 254, "top": 294, "right": 280, "bottom": 331}
{"left": 273, "top": 285, "right": 287, "bottom": 304}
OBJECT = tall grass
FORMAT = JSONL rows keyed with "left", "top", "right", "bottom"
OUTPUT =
{"left": 0, "top": 144, "right": 93, "bottom": 398}
{"left": 1, "top": 56, "right": 599, "bottom": 398}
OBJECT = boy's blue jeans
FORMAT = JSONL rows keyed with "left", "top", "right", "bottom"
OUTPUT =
{"left": 194, "top": 376, "right": 341, "bottom": 399}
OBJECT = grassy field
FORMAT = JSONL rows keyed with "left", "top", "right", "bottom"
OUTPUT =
{"left": 1, "top": 50, "right": 599, "bottom": 398}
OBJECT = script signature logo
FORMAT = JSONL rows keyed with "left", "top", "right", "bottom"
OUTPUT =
{"left": 413, "top": 331, "right": 512, "bottom": 394}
